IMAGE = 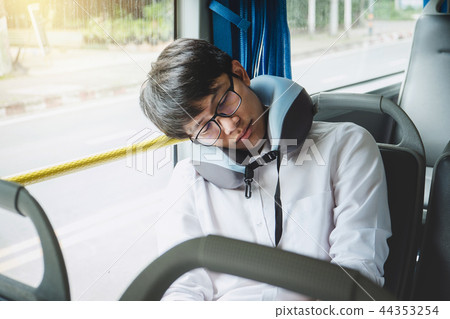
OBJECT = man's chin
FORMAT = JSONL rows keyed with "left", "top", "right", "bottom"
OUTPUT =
{"left": 216, "top": 137, "right": 265, "bottom": 152}
{"left": 237, "top": 138, "right": 266, "bottom": 152}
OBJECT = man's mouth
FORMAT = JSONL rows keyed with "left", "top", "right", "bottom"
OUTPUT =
{"left": 237, "top": 121, "right": 252, "bottom": 143}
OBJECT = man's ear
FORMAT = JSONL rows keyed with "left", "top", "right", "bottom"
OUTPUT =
{"left": 231, "top": 60, "right": 251, "bottom": 86}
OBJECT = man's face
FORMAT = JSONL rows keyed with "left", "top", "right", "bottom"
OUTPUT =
{"left": 185, "top": 71, "right": 267, "bottom": 151}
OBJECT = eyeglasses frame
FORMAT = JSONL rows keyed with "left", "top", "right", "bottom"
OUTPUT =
{"left": 192, "top": 73, "right": 242, "bottom": 146}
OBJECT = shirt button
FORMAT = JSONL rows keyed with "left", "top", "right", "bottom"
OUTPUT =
{"left": 257, "top": 221, "right": 263, "bottom": 226}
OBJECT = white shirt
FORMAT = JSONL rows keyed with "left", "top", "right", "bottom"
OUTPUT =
{"left": 155, "top": 121, "right": 392, "bottom": 300}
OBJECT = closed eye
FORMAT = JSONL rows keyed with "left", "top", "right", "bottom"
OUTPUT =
{"left": 199, "top": 122, "right": 212, "bottom": 135}
{"left": 217, "top": 93, "right": 230, "bottom": 114}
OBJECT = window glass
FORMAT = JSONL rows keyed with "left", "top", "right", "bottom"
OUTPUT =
{"left": 287, "top": 0, "right": 421, "bottom": 93}
{"left": 0, "top": 0, "right": 173, "bottom": 300}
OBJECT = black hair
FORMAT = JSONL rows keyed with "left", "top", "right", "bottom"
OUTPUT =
{"left": 140, "top": 38, "right": 233, "bottom": 139}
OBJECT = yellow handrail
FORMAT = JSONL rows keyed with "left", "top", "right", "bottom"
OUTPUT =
{"left": 2, "top": 135, "right": 185, "bottom": 186}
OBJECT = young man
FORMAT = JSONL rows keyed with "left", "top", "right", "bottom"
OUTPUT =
{"left": 140, "top": 38, "right": 391, "bottom": 300}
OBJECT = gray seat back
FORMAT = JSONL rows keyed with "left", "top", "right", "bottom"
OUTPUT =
{"left": 380, "top": 147, "right": 422, "bottom": 300}
{"left": 0, "top": 180, "right": 70, "bottom": 301}
{"left": 313, "top": 93, "right": 425, "bottom": 300}
{"left": 413, "top": 141, "right": 450, "bottom": 300}
{"left": 396, "top": 0, "right": 450, "bottom": 167}
{"left": 121, "top": 235, "right": 395, "bottom": 301}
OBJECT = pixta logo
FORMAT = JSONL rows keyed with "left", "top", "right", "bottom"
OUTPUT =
{"left": 126, "top": 128, "right": 172, "bottom": 175}
{"left": 192, "top": 138, "right": 326, "bottom": 167}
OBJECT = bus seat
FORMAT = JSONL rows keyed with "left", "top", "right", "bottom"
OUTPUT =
{"left": 312, "top": 93, "right": 425, "bottom": 300}
{"left": 412, "top": 141, "right": 450, "bottom": 300}
{"left": 121, "top": 235, "right": 395, "bottom": 301}
{"left": 395, "top": 0, "right": 450, "bottom": 207}
{"left": 0, "top": 180, "right": 70, "bottom": 301}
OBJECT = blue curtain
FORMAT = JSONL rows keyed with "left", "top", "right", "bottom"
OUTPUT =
{"left": 210, "top": 0, "right": 292, "bottom": 79}
{"left": 423, "top": 0, "right": 448, "bottom": 12}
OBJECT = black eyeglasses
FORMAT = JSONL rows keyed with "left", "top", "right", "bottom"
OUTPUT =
{"left": 192, "top": 74, "right": 242, "bottom": 146}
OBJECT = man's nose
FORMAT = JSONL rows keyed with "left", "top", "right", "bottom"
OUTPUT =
{"left": 217, "top": 115, "right": 240, "bottom": 135}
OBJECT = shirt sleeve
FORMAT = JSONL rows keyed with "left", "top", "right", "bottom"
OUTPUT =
{"left": 328, "top": 123, "right": 392, "bottom": 287}
{"left": 154, "top": 159, "right": 214, "bottom": 301}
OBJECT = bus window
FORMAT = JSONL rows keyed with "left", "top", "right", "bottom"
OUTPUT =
{"left": 287, "top": 0, "right": 422, "bottom": 93}
{"left": 0, "top": 0, "right": 174, "bottom": 300}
